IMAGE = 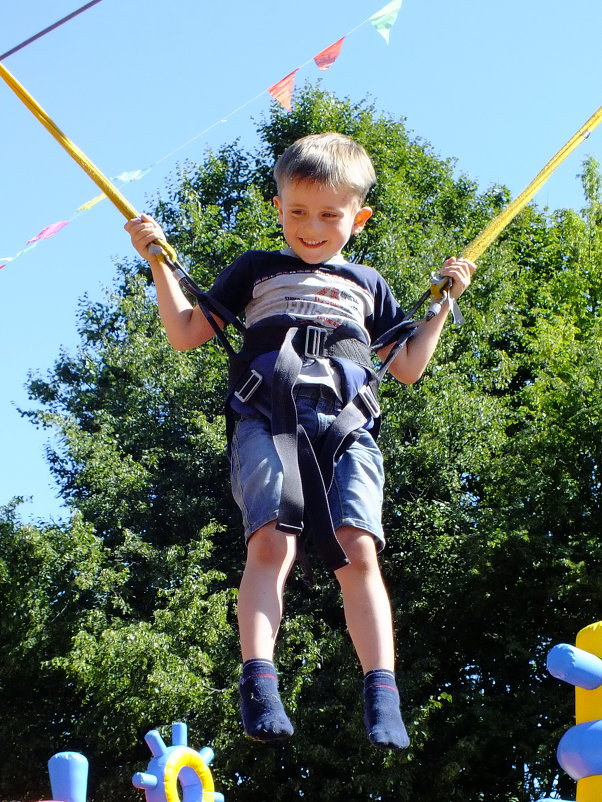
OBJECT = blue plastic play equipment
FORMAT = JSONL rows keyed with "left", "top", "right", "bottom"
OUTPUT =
{"left": 48, "top": 752, "right": 89, "bottom": 802}
{"left": 45, "top": 722, "right": 224, "bottom": 802}
{"left": 539, "top": 623, "right": 602, "bottom": 802}
{"left": 132, "top": 722, "right": 225, "bottom": 802}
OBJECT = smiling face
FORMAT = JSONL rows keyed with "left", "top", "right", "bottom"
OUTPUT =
{"left": 273, "top": 179, "right": 372, "bottom": 265}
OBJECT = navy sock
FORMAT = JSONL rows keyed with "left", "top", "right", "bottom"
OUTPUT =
{"left": 363, "top": 669, "right": 410, "bottom": 750}
{"left": 239, "top": 659, "right": 294, "bottom": 742}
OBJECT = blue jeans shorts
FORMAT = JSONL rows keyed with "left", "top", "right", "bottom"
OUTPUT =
{"left": 229, "top": 385, "right": 385, "bottom": 550}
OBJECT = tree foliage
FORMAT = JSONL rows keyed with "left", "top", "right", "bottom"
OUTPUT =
{"left": 2, "top": 85, "right": 602, "bottom": 801}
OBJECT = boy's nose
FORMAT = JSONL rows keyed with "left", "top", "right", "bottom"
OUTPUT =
{"left": 302, "top": 216, "right": 322, "bottom": 234}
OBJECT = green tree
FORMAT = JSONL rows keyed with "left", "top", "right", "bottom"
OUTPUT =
{"left": 3, "top": 83, "right": 602, "bottom": 801}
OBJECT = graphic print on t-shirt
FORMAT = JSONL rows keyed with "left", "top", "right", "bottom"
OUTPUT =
{"left": 245, "top": 269, "right": 374, "bottom": 339}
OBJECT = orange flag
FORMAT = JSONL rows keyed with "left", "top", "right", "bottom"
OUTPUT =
{"left": 314, "top": 37, "right": 345, "bottom": 70}
{"left": 268, "top": 69, "right": 299, "bottom": 111}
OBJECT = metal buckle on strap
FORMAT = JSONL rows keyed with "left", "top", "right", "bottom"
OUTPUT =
{"left": 305, "top": 326, "right": 327, "bottom": 358}
{"left": 234, "top": 369, "right": 263, "bottom": 403}
{"left": 358, "top": 384, "right": 381, "bottom": 418}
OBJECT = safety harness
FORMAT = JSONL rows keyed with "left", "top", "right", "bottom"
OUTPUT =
{"left": 160, "top": 251, "right": 458, "bottom": 573}
{"left": 228, "top": 315, "right": 386, "bottom": 572}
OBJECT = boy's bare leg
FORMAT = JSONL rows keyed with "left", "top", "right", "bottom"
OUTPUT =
{"left": 334, "top": 526, "right": 395, "bottom": 672}
{"left": 238, "top": 522, "right": 297, "bottom": 660}
{"left": 237, "top": 522, "right": 296, "bottom": 741}
{"left": 335, "top": 526, "right": 410, "bottom": 749}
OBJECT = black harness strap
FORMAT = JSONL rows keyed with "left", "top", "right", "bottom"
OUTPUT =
{"left": 267, "top": 326, "right": 350, "bottom": 572}
{"left": 315, "top": 383, "right": 380, "bottom": 494}
{"left": 297, "top": 424, "right": 349, "bottom": 572}
{"left": 270, "top": 328, "right": 304, "bottom": 536}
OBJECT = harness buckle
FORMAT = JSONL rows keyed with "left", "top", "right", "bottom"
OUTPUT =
{"left": 234, "top": 369, "right": 263, "bottom": 403}
{"left": 358, "top": 384, "right": 381, "bottom": 418}
{"left": 305, "top": 326, "right": 328, "bottom": 358}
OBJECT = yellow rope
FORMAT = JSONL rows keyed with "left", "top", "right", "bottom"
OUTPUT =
{"left": 0, "top": 60, "right": 178, "bottom": 263}
{"left": 460, "top": 105, "right": 602, "bottom": 263}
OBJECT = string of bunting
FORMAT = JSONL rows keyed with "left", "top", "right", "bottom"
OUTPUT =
{"left": 0, "top": 0, "right": 403, "bottom": 271}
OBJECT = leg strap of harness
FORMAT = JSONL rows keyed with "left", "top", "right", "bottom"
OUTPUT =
{"left": 297, "top": 425, "right": 349, "bottom": 573}
{"left": 270, "top": 329, "right": 304, "bottom": 536}
{"left": 316, "top": 380, "right": 380, "bottom": 492}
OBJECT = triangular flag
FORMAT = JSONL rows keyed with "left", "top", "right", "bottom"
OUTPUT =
{"left": 114, "top": 169, "right": 149, "bottom": 183}
{"left": 314, "top": 37, "right": 345, "bottom": 70}
{"left": 27, "top": 221, "right": 70, "bottom": 244}
{"left": 268, "top": 69, "right": 299, "bottom": 111}
{"left": 369, "top": 0, "right": 403, "bottom": 44}
{"left": 78, "top": 193, "right": 106, "bottom": 212}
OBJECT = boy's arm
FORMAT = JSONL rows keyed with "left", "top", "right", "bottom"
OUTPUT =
{"left": 377, "top": 257, "right": 474, "bottom": 384}
{"left": 125, "top": 214, "right": 223, "bottom": 351}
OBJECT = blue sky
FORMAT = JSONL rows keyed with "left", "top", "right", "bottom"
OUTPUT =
{"left": 1, "top": 0, "right": 600, "bottom": 523}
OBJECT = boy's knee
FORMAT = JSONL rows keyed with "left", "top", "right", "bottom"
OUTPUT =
{"left": 336, "top": 527, "right": 379, "bottom": 573}
{"left": 247, "top": 522, "right": 297, "bottom": 568}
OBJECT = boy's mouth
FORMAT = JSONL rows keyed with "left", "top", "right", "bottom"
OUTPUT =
{"left": 299, "top": 238, "right": 326, "bottom": 248}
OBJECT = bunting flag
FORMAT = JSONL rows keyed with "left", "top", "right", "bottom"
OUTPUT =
{"left": 77, "top": 193, "right": 106, "bottom": 212}
{"left": 0, "top": 162, "right": 156, "bottom": 270}
{"left": 369, "top": 0, "right": 403, "bottom": 43}
{"left": 27, "top": 220, "right": 70, "bottom": 243}
{"left": 76, "top": 168, "right": 148, "bottom": 211}
{"left": 268, "top": 69, "right": 299, "bottom": 111}
{"left": 314, "top": 37, "right": 345, "bottom": 70}
{"left": 114, "top": 168, "right": 149, "bottom": 182}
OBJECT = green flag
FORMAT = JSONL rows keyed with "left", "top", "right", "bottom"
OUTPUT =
{"left": 369, "top": 0, "right": 403, "bottom": 44}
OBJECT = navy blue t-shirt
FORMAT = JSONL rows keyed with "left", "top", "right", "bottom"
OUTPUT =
{"left": 206, "top": 249, "right": 406, "bottom": 410}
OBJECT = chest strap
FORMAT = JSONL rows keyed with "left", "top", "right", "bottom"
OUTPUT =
{"left": 236, "top": 318, "right": 373, "bottom": 370}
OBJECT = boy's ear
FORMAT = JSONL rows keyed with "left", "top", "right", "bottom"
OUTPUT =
{"left": 273, "top": 196, "right": 283, "bottom": 222}
{"left": 353, "top": 206, "right": 372, "bottom": 234}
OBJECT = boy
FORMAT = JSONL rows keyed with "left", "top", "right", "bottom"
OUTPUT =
{"left": 126, "top": 133, "right": 473, "bottom": 750}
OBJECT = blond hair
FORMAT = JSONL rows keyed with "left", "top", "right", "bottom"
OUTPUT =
{"left": 273, "top": 133, "right": 376, "bottom": 203}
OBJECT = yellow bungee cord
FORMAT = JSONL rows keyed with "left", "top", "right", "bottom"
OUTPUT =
{"left": 460, "top": 105, "right": 602, "bottom": 263}
{"left": 426, "top": 104, "right": 602, "bottom": 313}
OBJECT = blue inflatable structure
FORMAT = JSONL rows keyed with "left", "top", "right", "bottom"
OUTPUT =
{"left": 540, "top": 623, "right": 602, "bottom": 802}
{"left": 48, "top": 752, "right": 89, "bottom": 802}
{"left": 45, "top": 722, "right": 224, "bottom": 802}
{"left": 132, "top": 722, "right": 225, "bottom": 802}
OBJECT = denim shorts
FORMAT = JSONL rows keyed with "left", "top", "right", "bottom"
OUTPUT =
{"left": 229, "top": 385, "right": 385, "bottom": 550}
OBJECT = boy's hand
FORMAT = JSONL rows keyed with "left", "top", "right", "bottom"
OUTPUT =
{"left": 124, "top": 213, "right": 166, "bottom": 262}
{"left": 438, "top": 257, "right": 475, "bottom": 300}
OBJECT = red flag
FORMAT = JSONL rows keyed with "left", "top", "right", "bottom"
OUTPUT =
{"left": 313, "top": 37, "right": 345, "bottom": 70}
{"left": 268, "top": 69, "right": 299, "bottom": 111}
{"left": 27, "top": 221, "right": 69, "bottom": 243}
{"left": 0, "top": 263, "right": 7, "bottom": 270}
